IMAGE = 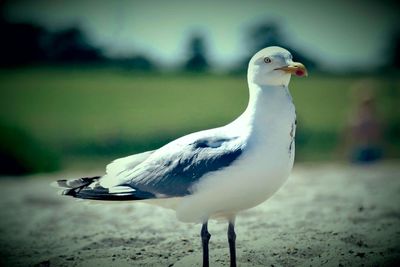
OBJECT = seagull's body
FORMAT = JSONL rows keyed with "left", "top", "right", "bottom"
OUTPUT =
{"left": 55, "top": 46, "right": 307, "bottom": 266}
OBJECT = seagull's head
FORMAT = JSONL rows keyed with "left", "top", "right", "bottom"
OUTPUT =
{"left": 248, "top": 46, "right": 308, "bottom": 87}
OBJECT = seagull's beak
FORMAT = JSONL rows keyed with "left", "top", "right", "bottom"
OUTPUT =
{"left": 275, "top": 62, "right": 308, "bottom": 77}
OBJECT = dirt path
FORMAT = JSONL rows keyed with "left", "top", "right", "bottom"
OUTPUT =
{"left": 0, "top": 162, "right": 399, "bottom": 266}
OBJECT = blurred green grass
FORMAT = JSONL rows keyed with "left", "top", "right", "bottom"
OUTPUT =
{"left": 0, "top": 67, "right": 399, "bottom": 170}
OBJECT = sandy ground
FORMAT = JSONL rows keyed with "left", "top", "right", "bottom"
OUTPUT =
{"left": 0, "top": 162, "right": 399, "bottom": 267}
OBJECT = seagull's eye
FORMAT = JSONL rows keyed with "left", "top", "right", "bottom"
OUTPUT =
{"left": 264, "top": 57, "right": 272, "bottom": 63}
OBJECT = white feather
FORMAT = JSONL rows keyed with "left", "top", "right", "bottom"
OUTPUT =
{"left": 100, "top": 150, "right": 154, "bottom": 188}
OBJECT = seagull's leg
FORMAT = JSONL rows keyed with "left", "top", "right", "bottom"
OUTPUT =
{"left": 227, "top": 219, "right": 237, "bottom": 267}
{"left": 201, "top": 221, "right": 211, "bottom": 267}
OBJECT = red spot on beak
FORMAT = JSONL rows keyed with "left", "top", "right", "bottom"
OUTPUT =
{"left": 295, "top": 70, "right": 304, "bottom": 76}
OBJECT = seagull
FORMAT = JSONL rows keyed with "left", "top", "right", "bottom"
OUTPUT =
{"left": 55, "top": 46, "right": 307, "bottom": 267}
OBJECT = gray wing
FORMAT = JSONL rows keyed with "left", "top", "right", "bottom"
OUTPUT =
{"left": 122, "top": 136, "right": 244, "bottom": 197}
{"left": 56, "top": 136, "right": 244, "bottom": 200}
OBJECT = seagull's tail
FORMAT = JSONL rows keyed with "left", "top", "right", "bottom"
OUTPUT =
{"left": 52, "top": 176, "right": 155, "bottom": 201}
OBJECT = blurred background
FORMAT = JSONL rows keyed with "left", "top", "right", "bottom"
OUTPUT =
{"left": 0, "top": 0, "right": 399, "bottom": 176}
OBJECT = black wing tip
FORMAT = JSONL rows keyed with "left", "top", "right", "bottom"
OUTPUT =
{"left": 55, "top": 176, "right": 155, "bottom": 201}
{"left": 54, "top": 176, "right": 100, "bottom": 198}
{"left": 56, "top": 179, "right": 68, "bottom": 188}
{"left": 75, "top": 192, "right": 149, "bottom": 201}
{"left": 55, "top": 176, "right": 100, "bottom": 189}
{"left": 74, "top": 187, "right": 155, "bottom": 201}
{"left": 62, "top": 188, "right": 78, "bottom": 197}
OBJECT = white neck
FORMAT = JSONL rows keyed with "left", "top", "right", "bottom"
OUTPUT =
{"left": 233, "top": 81, "right": 293, "bottom": 129}
{"left": 227, "top": 80, "right": 297, "bottom": 174}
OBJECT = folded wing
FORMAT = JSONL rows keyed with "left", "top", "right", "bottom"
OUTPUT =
{"left": 122, "top": 135, "right": 244, "bottom": 197}
{"left": 56, "top": 133, "right": 244, "bottom": 200}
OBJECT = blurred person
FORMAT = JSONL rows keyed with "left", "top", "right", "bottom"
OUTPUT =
{"left": 343, "top": 80, "right": 384, "bottom": 163}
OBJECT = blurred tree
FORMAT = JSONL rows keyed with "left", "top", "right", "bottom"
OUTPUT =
{"left": 183, "top": 34, "right": 209, "bottom": 72}
{"left": 249, "top": 22, "right": 282, "bottom": 52}
{"left": 0, "top": 18, "right": 104, "bottom": 66}
{"left": 46, "top": 27, "right": 103, "bottom": 63}
{"left": 385, "top": 28, "right": 400, "bottom": 69}
{"left": 234, "top": 21, "right": 318, "bottom": 73}
{"left": 0, "top": 18, "right": 47, "bottom": 66}
{"left": 114, "top": 55, "right": 157, "bottom": 71}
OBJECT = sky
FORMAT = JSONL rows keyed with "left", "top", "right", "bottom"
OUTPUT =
{"left": 3, "top": 0, "right": 400, "bottom": 71}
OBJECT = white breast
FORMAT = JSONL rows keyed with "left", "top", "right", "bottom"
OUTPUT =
{"left": 175, "top": 85, "right": 296, "bottom": 223}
